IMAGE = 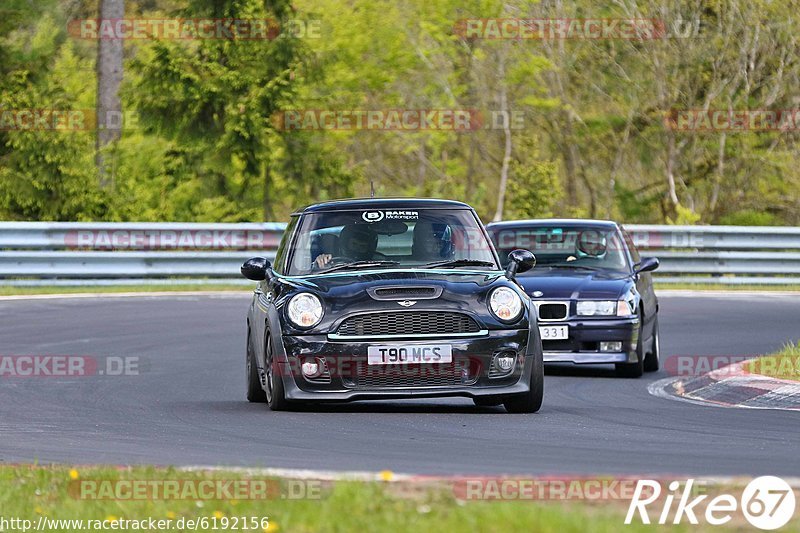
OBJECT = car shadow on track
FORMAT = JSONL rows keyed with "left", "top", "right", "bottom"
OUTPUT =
{"left": 544, "top": 363, "right": 619, "bottom": 378}
{"left": 288, "top": 401, "right": 508, "bottom": 414}
{"left": 219, "top": 364, "right": 652, "bottom": 415}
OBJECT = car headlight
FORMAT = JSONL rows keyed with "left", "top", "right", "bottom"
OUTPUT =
{"left": 576, "top": 299, "right": 634, "bottom": 317}
{"left": 576, "top": 300, "right": 617, "bottom": 316}
{"left": 287, "top": 293, "right": 324, "bottom": 328}
{"left": 489, "top": 287, "right": 524, "bottom": 322}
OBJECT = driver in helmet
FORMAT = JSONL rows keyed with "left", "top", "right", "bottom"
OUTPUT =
{"left": 412, "top": 220, "right": 454, "bottom": 262}
{"left": 314, "top": 224, "right": 379, "bottom": 269}
{"left": 567, "top": 230, "right": 607, "bottom": 262}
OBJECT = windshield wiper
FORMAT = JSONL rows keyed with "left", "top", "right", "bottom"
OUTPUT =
{"left": 422, "top": 259, "right": 496, "bottom": 269}
{"left": 544, "top": 263, "right": 604, "bottom": 271}
{"left": 317, "top": 260, "right": 399, "bottom": 273}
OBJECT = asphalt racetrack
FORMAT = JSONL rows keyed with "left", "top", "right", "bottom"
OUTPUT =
{"left": 1, "top": 292, "right": 798, "bottom": 476}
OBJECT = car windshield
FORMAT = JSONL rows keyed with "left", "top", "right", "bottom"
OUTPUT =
{"left": 287, "top": 208, "right": 499, "bottom": 275}
{"left": 490, "top": 226, "right": 629, "bottom": 272}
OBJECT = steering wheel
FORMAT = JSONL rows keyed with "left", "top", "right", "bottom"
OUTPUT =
{"left": 312, "top": 253, "right": 390, "bottom": 271}
{"left": 327, "top": 256, "right": 355, "bottom": 264}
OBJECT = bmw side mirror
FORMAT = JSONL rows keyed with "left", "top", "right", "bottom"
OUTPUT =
{"left": 505, "top": 249, "right": 536, "bottom": 280}
{"left": 634, "top": 257, "right": 659, "bottom": 275}
{"left": 241, "top": 257, "right": 272, "bottom": 281}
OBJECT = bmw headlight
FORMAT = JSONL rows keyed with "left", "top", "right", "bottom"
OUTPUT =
{"left": 489, "top": 287, "right": 524, "bottom": 322}
{"left": 576, "top": 300, "right": 617, "bottom": 316}
{"left": 576, "top": 298, "right": 635, "bottom": 317}
{"left": 287, "top": 293, "right": 324, "bottom": 328}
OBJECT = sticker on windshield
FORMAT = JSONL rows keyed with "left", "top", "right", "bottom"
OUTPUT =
{"left": 361, "top": 210, "right": 418, "bottom": 222}
{"left": 362, "top": 211, "right": 385, "bottom": 222}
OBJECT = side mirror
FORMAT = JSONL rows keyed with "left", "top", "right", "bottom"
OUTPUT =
{"left": 505, "top": 249, "right": 536, "bottom": 280}
{"left": 241, "top": 257, "right": 271, "bottom": 281}
{"left": 634, "top": 257, "right": 659, "bottom": 275}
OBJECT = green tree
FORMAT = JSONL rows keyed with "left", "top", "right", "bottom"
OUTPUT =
{"left": 124, "top": 0, "right": 307, "bottom": 221}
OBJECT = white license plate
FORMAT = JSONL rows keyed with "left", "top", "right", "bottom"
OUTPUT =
{"left": 539, "top": 325, "right": 569, "bottom": 340}
{"left": 367, "top": 345, "right": 452, "bottom": 365}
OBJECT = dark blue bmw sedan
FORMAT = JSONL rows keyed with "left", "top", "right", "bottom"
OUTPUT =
{"left": 487, "top": 219, "right": 660, "bottom": 378}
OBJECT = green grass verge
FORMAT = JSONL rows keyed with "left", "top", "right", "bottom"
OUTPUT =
{"left": 0, "top": 284, "right": 251, "bottom": 296}
{"left": 746, "top": 342, "right": 800, "bottom": 382}
{"left": 0, "top": 465, "right": 687, "bottom": 532}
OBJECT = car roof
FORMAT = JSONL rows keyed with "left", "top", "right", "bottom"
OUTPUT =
{"left": 486, "top": 218, "right": 621, "bottom": 231}
{"left": 293, "top": 197, "right": 474, "bottom": 215}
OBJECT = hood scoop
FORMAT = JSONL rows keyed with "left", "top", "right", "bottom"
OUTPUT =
{"left": 367, "top": 285, "right": 442, "bottom": 301}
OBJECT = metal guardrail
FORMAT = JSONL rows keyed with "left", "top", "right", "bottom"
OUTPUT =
{"left": 0, "top": 222, "right": 798, "bottom": 285}
{"left": 627, "top": 225, "right": 800, "bottom": 251}
{"left": 625, "top": 225, "right": 800, "bottom": 284}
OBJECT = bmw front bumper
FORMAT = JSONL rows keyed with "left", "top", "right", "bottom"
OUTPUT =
{"left": 540, "top": 316, "right": 639, "bottom": 364}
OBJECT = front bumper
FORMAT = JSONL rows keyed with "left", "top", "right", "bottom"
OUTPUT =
{"left": 540, "top": 316, "right": 639, "bottom": 364}
{"left": 275, "top": 329, "right": 535, "bottom": 401}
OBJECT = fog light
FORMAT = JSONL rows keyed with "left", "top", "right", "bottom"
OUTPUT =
{"left": 496, "top": 355, "right": 515, "bottom": 371}
{"left": 301, "top": 360, "right": 320, "bottom": 377}
{"left": 600, "top": 341, "right": 623, "bottom": 352}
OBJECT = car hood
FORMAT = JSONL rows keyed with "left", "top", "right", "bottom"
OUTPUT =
{"left": 515, "top": 268, "right": 633, "bottom": 300}
{"left": 292, "top": 269, "right": 503, "bottom": 295}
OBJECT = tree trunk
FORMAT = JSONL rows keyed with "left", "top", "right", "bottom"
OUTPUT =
{"left": 95, "top": 0, "right": 124, "bottom": 188}
{"left": 262, "top": 162, "right": 273, "bottom": 222}
{"left": 493, "top": 57, "right": 512, "bottom": 222}
{"left": 665, "top": 129, "right": 679, "bottom": 206}
{"left": 709, "top": 132, "right": 726, "bottom": 218}
{"left": 417, "top": 137, "right": 426, "bottom": 195}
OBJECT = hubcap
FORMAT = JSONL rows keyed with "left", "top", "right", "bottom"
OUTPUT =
{"left": 246, "top": 335, "right": 252, "bottom": 375}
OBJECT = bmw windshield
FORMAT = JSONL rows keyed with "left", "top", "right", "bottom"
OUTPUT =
{"left": 491, "top": 226, "right": 630, "bottom": 272}
{"left": 287, "top": 209, "right": 499, "bottom": 275}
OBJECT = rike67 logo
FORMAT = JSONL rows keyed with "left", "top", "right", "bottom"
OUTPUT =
{"left": 626, "top": 477, "right": 796, "bottom": 530}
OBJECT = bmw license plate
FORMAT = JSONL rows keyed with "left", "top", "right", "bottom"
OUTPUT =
{"left": 539, "top": 325, "right": 569, "bottom": 340}
{"left": 367, "top": 345, "right": 453, "bottom": 365}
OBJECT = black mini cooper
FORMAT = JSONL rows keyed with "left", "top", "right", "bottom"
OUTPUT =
{"left": 241, "top": 198, "right": 543, "bottom": 413}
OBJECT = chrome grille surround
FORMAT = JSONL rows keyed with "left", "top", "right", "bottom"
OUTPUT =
{"left": 334, "top": 311, "right": 482, "bottom": 338}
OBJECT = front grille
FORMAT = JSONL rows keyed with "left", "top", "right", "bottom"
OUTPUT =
{"left": 343, "top": 361, "right": 478, "bottom": 389}
{"left": 336, "top": 312, "right": 481, "bottom": 337}
{"left": 537, "top": 303, "right": 568, "bottom": 320}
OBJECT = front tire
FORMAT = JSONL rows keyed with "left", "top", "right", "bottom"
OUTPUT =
{"left": 643, "top": 316, "right": 660, "bottom": 372}
{"left": 503, "top": 351, "right": 544, "bottom": 414}
{"left": 246, "top": 329, "right": 266, "bottom": 403}
{"left": 615, "top": 314, "right": 645, "bottom": 378}
{"left": 264, "top": 334, "right": 291, "bottom": 411}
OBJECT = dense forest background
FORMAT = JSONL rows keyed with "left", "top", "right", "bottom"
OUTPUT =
{"left": 1, "top": 0, "right": 799, "bottom": 224}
